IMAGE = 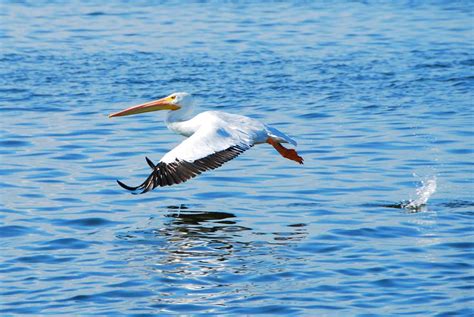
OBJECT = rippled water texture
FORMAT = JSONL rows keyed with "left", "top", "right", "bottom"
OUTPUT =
{"left": 1, "top": 1, "right": 473, "bottom": 316}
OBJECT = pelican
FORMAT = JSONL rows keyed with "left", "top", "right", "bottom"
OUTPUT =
{"left": 109, "top": 92, "right": 303, "bottom": 193}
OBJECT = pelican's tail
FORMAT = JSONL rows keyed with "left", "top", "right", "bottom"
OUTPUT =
{"left": 265, "top": 125, "right": 297, "bottom": 146}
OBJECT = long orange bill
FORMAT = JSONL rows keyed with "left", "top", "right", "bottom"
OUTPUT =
{"left": 108, "top": 96, "right": 179, "bottom": 118}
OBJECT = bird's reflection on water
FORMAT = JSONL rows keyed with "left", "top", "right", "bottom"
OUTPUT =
{"left": 156, "top": 206, "right": 250, "bottom": 270}
{"left": 117, "top": 205, "right": 308, "bottom": 277}
{"left": 162, "top": 205, "right": 250, "bottom": 240}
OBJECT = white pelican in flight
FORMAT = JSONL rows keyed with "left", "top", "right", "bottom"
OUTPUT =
{"left": 109, "top": 92, "right": 303, "bottom": 193}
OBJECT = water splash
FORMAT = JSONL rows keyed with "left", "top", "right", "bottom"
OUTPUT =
{"left": 405, "top": 176, "right": 437, "bottom": 211}
{"left": 381, "top": 176, "right": 437, "bottom": 211}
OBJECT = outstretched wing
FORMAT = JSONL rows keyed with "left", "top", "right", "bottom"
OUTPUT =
{"left": 117, "top": 123, "right": 254, "bottom": 194}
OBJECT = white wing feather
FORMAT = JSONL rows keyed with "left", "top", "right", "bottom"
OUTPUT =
{"left": 160, "top": 117, "right": 253, "bottom": 164}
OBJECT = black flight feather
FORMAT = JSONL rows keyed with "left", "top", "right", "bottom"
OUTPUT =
{"left": 116, "top": 144, "right": 251, "bottom": 194}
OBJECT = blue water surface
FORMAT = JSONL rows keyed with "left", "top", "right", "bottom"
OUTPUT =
{"left": 1, "top": 1, "right": 473, "bottom": 316}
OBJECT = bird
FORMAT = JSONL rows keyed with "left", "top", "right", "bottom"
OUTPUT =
{"left": 109, "top": 92, "right": 303, "bottom": 194}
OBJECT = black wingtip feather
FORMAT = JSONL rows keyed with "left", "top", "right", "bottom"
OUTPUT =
{"left": 116, "top": 179, "right": 138, "bottom": 191}
{"left": 145, "top": 157, "right": 155, "bottom": 169}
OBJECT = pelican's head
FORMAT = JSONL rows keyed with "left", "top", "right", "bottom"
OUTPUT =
{"left": 108, "top": 92, "right": 194, "bottom": 118}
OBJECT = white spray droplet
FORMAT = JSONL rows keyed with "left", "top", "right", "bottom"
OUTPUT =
{"left": 406, "top": 176, "right": 437, "bottom": 210}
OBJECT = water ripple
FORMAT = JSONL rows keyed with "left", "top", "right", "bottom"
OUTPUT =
{"left": 0, "top": 1, "right": 472, "bottom": 316}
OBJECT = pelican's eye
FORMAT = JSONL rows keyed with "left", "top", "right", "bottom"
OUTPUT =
{"left": 169, "top": 95, "right": 176, "bottom": 100}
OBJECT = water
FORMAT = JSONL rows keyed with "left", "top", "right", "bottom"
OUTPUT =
{"left": 1, "top": 1, "right": 473, "bottom": 316}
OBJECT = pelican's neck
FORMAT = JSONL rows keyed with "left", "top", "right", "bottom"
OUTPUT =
{"left": 165, "top": 108, "right": 196, "bottom": 137}
{"left": 166, "top": 107, "right": 194, "bottom": 123}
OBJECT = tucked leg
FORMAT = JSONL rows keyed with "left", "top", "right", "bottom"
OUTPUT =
{"left": 267, "top": 137, "right": 304, "bottom": 164}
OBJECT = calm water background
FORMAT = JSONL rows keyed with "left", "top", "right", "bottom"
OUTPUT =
{"left": 1, "top": 1, "right": 473, "bottom": 316}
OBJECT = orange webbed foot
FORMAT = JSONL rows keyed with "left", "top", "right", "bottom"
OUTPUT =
{"left": 267, "top": 137, "right": 304, "bottom": 165}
